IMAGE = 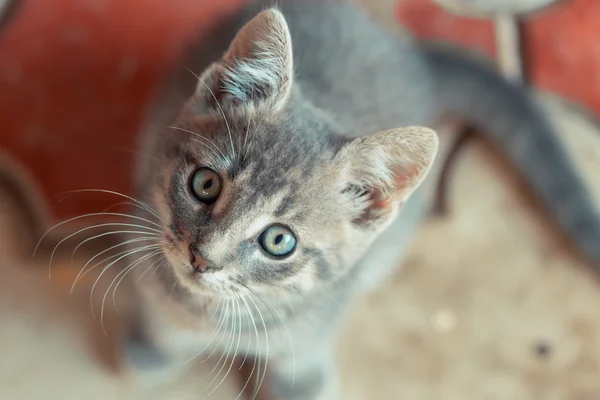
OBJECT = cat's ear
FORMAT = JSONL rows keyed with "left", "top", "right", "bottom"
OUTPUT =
{"left": 198, "top": 8, "right": 294, "bottom": 111}
{"left": 339, "top": 126, "right": 439, "bottom": 222}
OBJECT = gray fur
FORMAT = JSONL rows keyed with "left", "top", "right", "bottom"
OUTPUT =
{"left": 125, "top": 1, "right": 600, "bottom": 399}
{"left": 421, "top": 43, "right": 600, "bottom": 264}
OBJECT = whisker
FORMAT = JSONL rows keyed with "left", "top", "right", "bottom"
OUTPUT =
{"left": 135, "top": 258, "right": 167, "bottom": 285}
{"left": 189, "top": 138, "right": 222, "bottom": 160}
{"left": 238, "top": 295, "right": 260, "bottom": 400}
{"left": 245, "top": 293, "right": 269, "bottom": 400}
{"left": 70, "top": 231, "right": 156, "bottom": 294}
{"left": 201, "top": 297, "right": 232, "bottom": 366}
{"left": 44, "top": 220, "right": 159, "bottom": 280}
{"left": 149, "top": 259, "right": 164, "bottom": 279}
{"left": 100, "top": 250, "right": 162, "bottom": 333}
{"left": 243, "top": 117, "right": 257, "bottom": 164}
{"left": 243, "top": 116, "right": 253, "bottom": 162}
{"left": 204, "top": 295, "right": 242, "bottom": 398}
{"left": 102, "top": 201, "right": 163, "bottom": 224}
{"left": 190, "top": 70, "right": 236, "bottom": 160}
{"left": 167, "top": 126, "right": 226, "bottom": 160}
{"left": 35, "top": 212, "right": 162, "bottom": 278}
{"left": 89, "top": 244, "right": 160, "bottom": 317}
{"left": 167, "top": 127, "right": 218, "bottom": 157}
{"left": 209, "top": 297, "right": 225, "bottom": 322}
{"left": 246, "top": 286, "right": 296, "bottom": 385}
{"left": 208, "top": 294, "right": 244, "bottom": 398}
{"left": 61, "top": 189, "right": 161, "bottom": 221}
{"left": 245, "top": 286, "right": 282, "bottom": 342}
{"left": 238, "top": 295, "right": 252, "bottom": 370}
{"left": 73, "top": 237, "right": 158, "bottom": 290}
{"left": 112, "top": 253, "right": 165, "bottom": 311}
{"left": 173, "top": 297, "right": 228, "bottom": 368}
{"left": 71, "top": 228, "right": 157, "bottom": 263}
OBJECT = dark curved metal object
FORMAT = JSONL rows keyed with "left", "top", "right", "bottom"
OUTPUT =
{"left": 0, "top": 0, "right": 21, "bottom": 33}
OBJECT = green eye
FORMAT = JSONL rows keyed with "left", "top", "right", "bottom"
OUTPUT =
{"left": 259, "top": 225, "right": 297, "bottom": 257}
{"left": 190, "top": 167, "right": 222, "bottom": 203}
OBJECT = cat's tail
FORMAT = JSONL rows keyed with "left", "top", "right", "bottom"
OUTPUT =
{"left": 420, "top": 43, "right": 600, "bottom": 266}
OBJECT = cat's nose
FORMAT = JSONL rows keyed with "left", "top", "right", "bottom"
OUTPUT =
{"left": 189, "top": 245, "right": 221, "bottom": 273}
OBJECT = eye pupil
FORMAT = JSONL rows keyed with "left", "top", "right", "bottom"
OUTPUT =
{"left": 190, "top": 168, "right": 222, "bottom": 203}
{"left": 259, "top": 225, "right": 296, "bottom": 257}
{"left": 274, "top": 234, "right": 283, "bottom": 245}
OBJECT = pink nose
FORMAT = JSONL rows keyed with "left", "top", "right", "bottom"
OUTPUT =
{"left": 191, "top": 252, "right": 209, "bottom": 273}
{"left": 189, "top": 245, "right": 221, "bottom": 273}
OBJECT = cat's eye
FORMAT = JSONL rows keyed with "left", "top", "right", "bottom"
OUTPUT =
{"left": 190, "top": 167, "right": 222, "bottom": 203}
{"left": 259, "top": 225, "right": 297, "bottom": 257}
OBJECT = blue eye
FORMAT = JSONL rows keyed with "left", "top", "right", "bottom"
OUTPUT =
{"left": 259, "top": 225, "right": 297, "bottom": 257}
{"left": 190, "top": 168, "right": 222, "bottom": 203}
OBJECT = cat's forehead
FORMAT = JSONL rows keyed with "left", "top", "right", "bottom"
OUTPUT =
{"left": 214, "top": 114, "right": 343, "bottom": 215}
{"left": 180, "top": 100, "right": 343, "bottom": 171}
{"left": 232, "top": 122, "right": 340, "bottom": 208}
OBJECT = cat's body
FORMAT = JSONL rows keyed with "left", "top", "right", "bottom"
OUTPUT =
{"left": 125, "top": 1, "right": 600, "bottom": 399}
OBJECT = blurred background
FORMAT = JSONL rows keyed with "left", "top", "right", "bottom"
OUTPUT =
{"left": 1, "top": 0, "right": 600, "bottom": 399}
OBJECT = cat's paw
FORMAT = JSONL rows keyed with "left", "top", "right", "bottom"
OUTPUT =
{"left": 121, "top": 323, "right": 169, "bottom": 372}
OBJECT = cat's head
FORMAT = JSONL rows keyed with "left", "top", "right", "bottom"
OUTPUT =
{"left": 139, "top": 8, "right": 438, "bottom": 298}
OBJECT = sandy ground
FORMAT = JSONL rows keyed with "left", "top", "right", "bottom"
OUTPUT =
{"left": 1, "top": 1, "right": 600, "bottom": 399}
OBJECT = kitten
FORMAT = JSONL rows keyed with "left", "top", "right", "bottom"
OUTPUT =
{"left": 123, "top": 1, "right": 600, "bottom": 399}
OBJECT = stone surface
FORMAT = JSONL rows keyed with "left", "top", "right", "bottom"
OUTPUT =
{"left": 1, "top": 1, "right": 600, "bottom": 399}
{"left": 1, "top": 89, "right": 600, "bottom": 400}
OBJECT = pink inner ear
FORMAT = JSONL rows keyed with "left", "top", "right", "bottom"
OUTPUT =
{"left": 358, "top": 164, "right": 423, "bottom": 222}
{"left": 372, "top": 190, "right": 391, "bottom": 210}
{"left": 395, "top": 164, "right": 424, "bottom": 195}
{"left": 351, "top": 187, "right": 394, "bottom": 226}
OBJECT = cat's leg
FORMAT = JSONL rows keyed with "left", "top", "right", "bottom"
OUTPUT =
{"left": 122, "top": 315, "right": 171, "bottom": 371}
{"left": 121, "top": 305, "right": 187, "bottom": 372}
{"left": 267, "top": 348, "right": 339, "bottom": 400}
{"left": 121, "top": 313, "right": 205, "bottom": 388}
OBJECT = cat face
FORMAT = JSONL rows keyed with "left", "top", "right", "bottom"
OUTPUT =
{"left": 138, "top": 9, "right": 438, "bottom": 299}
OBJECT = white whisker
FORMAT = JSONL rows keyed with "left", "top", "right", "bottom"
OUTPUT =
{"left": 99, "top": 250, "right": 161, "bottom": 334}
{"left": 45, "top": 221, "right": 159, "bottom": 280}
{"left": 89, "top": 244, "right": 160, "bottom": 317}
{"left": 102, "top": 201, "right": 164, "bottom": 224}
{"left": 205, "top": 295, "right": 243, "bottom": 398}
{"left": 191, "top": 71, "right": 236, "bottom": 160}
{"left": 76, "top": 238, "right": 157, "bottom": 282}
{"left": 246, "top": 293, "right": 269, "bottom": 400}
{"left": 112, "top": 253, "right": 165, "bottom": 311}
{"left": 167, "top": 126, "right": 226, "bottom": 160}
{"left": 243, "top": 115, "right": 255, "bottom": 162}
{"left": 71, "top": 228, "right": 158, "bottom": 262}
{"left": 135, "top": 259, "right": 167, "bottom": 285}
{"left": 202, "top": 298, "right": 232, "bottom": 367}
{"left": 62, "top": 189, "right": 161, "bottom": 221}
{"left": 173, "top": 297, "right": 228, "bottom": 368}
{"left": 247, "top": 286, "right": 296, "bottom": 386}
{"left": 238, "top": 295, "right": 260, "bottom": 400}
{"left": 70, "top": 235, "right": 159, "bottom": 293}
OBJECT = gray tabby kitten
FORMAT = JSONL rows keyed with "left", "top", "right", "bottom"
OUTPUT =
{"left": 124, "top": 0, "right": 600, "bottom": 399}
